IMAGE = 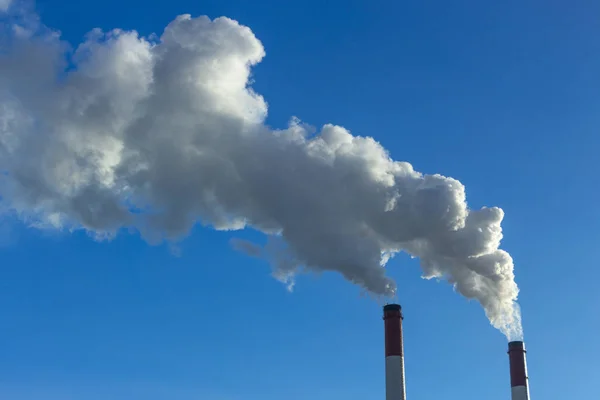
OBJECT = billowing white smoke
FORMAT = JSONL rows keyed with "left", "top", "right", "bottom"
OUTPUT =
{"left": 0, "top": 5, "right": 522, "bottom": 339}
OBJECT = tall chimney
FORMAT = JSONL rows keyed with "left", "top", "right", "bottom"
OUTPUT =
{"left": 383, "top": 304, "right": 406, "bottom": 400}
{"left": 508, "top": 341, "right": 530, "bottom": 400}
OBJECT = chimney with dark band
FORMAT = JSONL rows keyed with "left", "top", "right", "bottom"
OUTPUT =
{"left": 508, "top": 341, "right": 530, "bottom": 400}
{"left": 383, "top": 304, "right": 406, "bottom": 400}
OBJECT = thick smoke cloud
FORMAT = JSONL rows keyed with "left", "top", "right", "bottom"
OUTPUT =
{"left": 0, "top": 6, "right": 522, "bottom": 339}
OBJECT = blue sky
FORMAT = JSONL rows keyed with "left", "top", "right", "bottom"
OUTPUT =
{"left": 0, "top": 0, "right": 598, "bottom": 399}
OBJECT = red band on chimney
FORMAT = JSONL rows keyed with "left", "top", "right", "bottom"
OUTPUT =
{"left": 508, "top": 341, "right": 528, "bottom": 387}
{"left": 383, "top": 305, "right": 403, "bottom": 357}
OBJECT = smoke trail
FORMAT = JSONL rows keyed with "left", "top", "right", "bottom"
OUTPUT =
{"left": 0, "top": 5, "right": 522, "bottom": 338}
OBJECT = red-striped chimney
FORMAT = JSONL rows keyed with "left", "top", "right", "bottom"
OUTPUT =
{"left": 508, "top": 341, "right": 530, "bottom": 400}
{"left": 383, "top": 304, "right": 406, "bottom": 400}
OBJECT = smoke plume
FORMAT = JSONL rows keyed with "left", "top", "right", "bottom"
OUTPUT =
{"left": 0, "top": 5, "right": 522, "bottom": 339}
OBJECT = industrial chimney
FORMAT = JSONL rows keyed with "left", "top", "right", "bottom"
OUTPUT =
{"left": 383, "top": 304, "right": 406, "bottom": 400}
{"left": 508, "top": 341, "right": 530, "bottom": 400}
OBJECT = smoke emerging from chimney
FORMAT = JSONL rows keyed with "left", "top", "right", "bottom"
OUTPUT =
{"left": 0, "top": 5, "right": 522, "bottom": 339}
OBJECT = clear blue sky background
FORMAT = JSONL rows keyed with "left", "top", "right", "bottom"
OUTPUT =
{"left": 0, "top": 0, "right": 598, "bottom": 399}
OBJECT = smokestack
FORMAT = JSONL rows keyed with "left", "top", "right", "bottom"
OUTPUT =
{"left": 508, "top": 341, "right": 530, "bottom": 400}
{"left": 383, "top": 304, "right": 406, "bottom": 400}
